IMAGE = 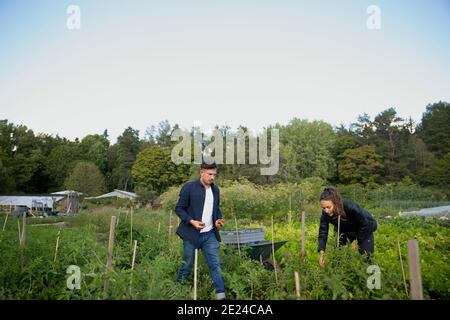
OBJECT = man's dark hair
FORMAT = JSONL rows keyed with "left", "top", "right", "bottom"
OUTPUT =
{"left": 201, "top": 161, "right": 217, "bottom": 170}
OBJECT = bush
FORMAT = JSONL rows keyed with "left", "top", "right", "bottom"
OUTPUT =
{"left": 161, "top": 178, "right": 326, "bottom": 220}
{"left": 338, "top": 183, "right": 448, "bottom": 208}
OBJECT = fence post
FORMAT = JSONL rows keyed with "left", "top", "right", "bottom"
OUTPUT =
{"left": 193, "top": 249, "right": 198, "bottom": 300}
{"left": 271, "top": 215, "right": 279, "bottom": 285}
{"left": 129, "top": 239, "right": 138, "bottom": 295}
{"left": 130, "top": 207, "right": 133, "bottom": 248}
{"left": 235, "top": 217, "right": 241, "bottom": 256}
{"left": 301, "top": 211, "right": 306, "bottom": 257}
{"left": 397, "top": 238, "right": 409, "bottom": 297}
{"left": 2, "top": 210, "right": 9, "bottom": 232}
{"left": 21, "top": 212, "right": 26, "bottom": 248}
{"left": 288, "top": 193, "right": 292, "bottom": 224}
{"left": 336, "top": 215, "right": 341, "bottom": 248}
{"left": 104, "top": 216, "right": 117, "bottom": 297}
{"left": 407, "top": 240, "right": 423, "bottom": 300}
{"left": 54, "top": 229, "right": 61, "bottom": 263}
{"left": 294, "top": 271, "right": 301, "bottom": 299}
{"left": 17, "top": 219, "right": 21, "bottom": 245}
{"left": 168, "top": 210, "right": 173, "bottom": 242}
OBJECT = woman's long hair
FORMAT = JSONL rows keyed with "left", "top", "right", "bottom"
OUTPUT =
{"left": 319, "top": 187, "right": 346, "bottom": 219}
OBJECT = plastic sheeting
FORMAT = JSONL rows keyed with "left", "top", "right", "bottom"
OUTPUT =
{"left": 399, "top": 206, "right": 450, "bottom": 218}
{"left": 0, "top": 196, "right": 64, "bottom": 209}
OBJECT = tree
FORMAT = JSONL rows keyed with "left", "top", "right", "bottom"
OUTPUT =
{"left": 132, "top": 146, "right": 190, "bottom": 194}
{"left": 10, "top": 149, "right": 48, "bottom": 193}
{"left": 215, "top": 125, "right": 267, "bottom": 184}
{"left": 114, "top": 127, "right": 141, "bottom": 191}
{"left": 0, "top": 120, "right": 15, "bottom": 192}
{"left": 45, "top": 144, "right": 81, "bottom": 191}
{"left": 351, "top": 108, "right": 417, "bottom": 182}
{"left": 64, "top": 161, "right": 106, "bottom": 196}
{"left": 277, "top": 119, "right": 336, "bottom": 182}
{"left": 0, "top": 158, "right": 15, "bottom": 193}
{"left": 400, "top": 134, "right": 435, "bottom": 181}
{"left": 332, "top": 125, "right": 360, "bottom": 182}
{"left": 79, "top": 133, "right": 110, "bottom": 174}
{"left": 0, "top": 122, "right": 53, "bottom": 193}
{"left": 338, "top": 145, "right": 384, "bottom": 186}
{"left": 155, "top": 120, "right": 173, "bottom": 147}
{"left": 105, "top": 144, "right": 119, "bottom": 191}
{"left": 350, "top": 113, "right": 375, "bottom": 145}
{"left": 371, "top": 108, "right": 404, "bottom": 180}
{"left": 418, "top": 152, "right": 450, "bottom": 187}
{"left": 0, "top": 120, "right": 15, "bottom": 159}
{"left": 417, "top": 101, "right": 450, "bottom": 158}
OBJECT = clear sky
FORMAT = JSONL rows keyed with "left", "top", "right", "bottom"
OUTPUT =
{"left": 1, "top": 0, "right": 449, "bottom": 143}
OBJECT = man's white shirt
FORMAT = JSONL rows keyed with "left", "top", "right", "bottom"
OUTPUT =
{"left": 200, "top": 186, "right": 214, "bottom": 233}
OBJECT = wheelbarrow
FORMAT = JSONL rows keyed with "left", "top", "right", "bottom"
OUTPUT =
{"left": 220, "top": 228, "right": 287, "bottom": 270}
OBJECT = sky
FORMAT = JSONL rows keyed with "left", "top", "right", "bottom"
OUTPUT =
{"left": 0, "top": 0, "right": 449, "bottom": 143}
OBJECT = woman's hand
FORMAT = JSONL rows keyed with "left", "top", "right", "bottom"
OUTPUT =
{"left": 319, "top": 251, "right": 326, "bottom": 268}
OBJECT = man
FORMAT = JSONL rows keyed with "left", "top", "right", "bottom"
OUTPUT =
{"left": 175, "top": 162, "right": 226, "bottom": 300}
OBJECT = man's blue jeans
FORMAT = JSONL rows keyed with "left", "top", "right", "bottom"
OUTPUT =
{"left": 176, "top": 230, "right": 225, "bottom": 294}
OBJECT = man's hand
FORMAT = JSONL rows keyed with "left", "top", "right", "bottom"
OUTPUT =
{"left": 190, "top": 220, "right": 205, "bottom": 230}
{"left": 319, "top": 250, "right": 326, "bottom": 268}
{"left": 215, "top": 219, "right": 224, "bottom": 228}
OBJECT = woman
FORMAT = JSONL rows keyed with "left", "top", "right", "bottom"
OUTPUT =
{"left": 318, "top": 187, "right": 377, "bottom": 268}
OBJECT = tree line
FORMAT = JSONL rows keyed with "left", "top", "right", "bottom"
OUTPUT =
{"left": 0, "top": 101, "right": 449, "bottom": 198}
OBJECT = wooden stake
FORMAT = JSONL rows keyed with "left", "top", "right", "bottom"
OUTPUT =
{"left": 397, "top": 238, "right": 409, "bottom": 297}
{"left": 407, "top": 240, "right": 423, "bottom": 300}
{"left": 17, "top": 219, "right": 22, "bottom": 245}
{"left": 235, "top": 217, "right": 241, "bottom": 256}
{"left": 301, "top": 211, "right": 306, "bottom": 257}
{"left": 104, "top": 216, "right": 117, "bottom": 296}
{"left": 294, "top": 271, "right": 301, "bottom": 299}
{"left": 54, "top": 229, "right": 61, "bottom": 262}
{"left": 193, "top": 249, "right": 198, "bottom": 300}
{"left": 168, "top": 210, "right": 172, "bottom": 242}
{"left": 129, "top": 240, "right": 138, "bottom": 295}
{"left": 271, "top": 215, "right": 278, "bottom": 285}
{"left": 131, "top": 240, "right": 137, "bottom": 270}
{"left": 337, "top": 215, "right": 341, "bottom": 248}
{"left": 158, "top": 222, "right": 161, "bottom": 234}
{"left": 2, "top": 209, "right": 9, "bottom": 232}
{"left": 288, "top": 194, "right": 292, "bottom": 225}
{"left": 19, "top": 213, "right": 26, "bottom": 269}
{"left": 130, "top": 207, "right": 133, "bottom": 248}
{"left": 21, "top": 213, "right": 26, "bottom": 248}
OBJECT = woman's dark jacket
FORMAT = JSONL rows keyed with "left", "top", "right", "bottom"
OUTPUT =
{"left": 317, "top": 200, "right": 377, "bottom": 252}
